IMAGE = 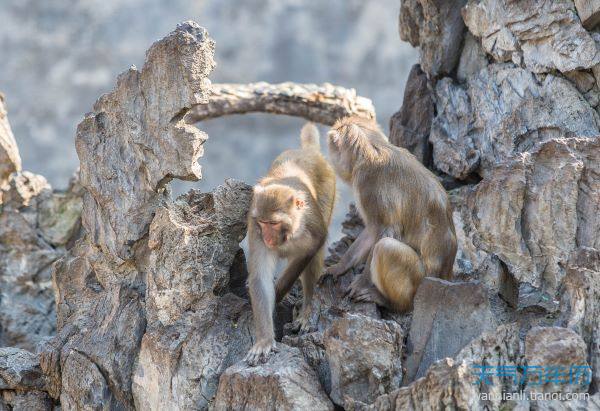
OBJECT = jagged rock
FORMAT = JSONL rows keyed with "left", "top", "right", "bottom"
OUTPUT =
{"left": 575, "top": 0, "right": 600, "bottom": 29}
{"left": 558, "top": 247, "right": 600, "bottom": 392}
{"left": 132, "top": 294, "right": 253, "bottom": 411}
{"left": 0, "top": 391, "right": 52, "bottom": 411}
{"left": 75, "top": 21, "right": 215, "bottom": 261}
{"left": 403, "top": 278, "right": 495, "bottom": 383}
{"left": 213, "top": 345, "right": 334, "bottom": 411}
{"left": 0, "top": 94, "right": 21, "bottom": 188}
{"left": 1, "top": 171, "right": 50, "bottom": 209}
{"left": 525, "top": 327, "right": 590, "bottom": 394}
{"left": 461, "top": 138, "right": 599, "bottom": 311}
{"left": 430, "top": 64, "right": 600, "bottom": 180}
{"left": 389, "top": 64, "right": 434, "bottom": 166}
{"left": 533, "top": 393, "right": 600, "bottom": 410}
{"left": 145, "top": 181, "right": 251, "bottom": 325}
{"left": 324, "top": 313, "right": 403, "bottom": 407}
{"left": 456, "top": 32, "right": 488, "bottom": 83}
{"left": 0, "top": 348, "right": 46, "bottom": 391}
{"left": 0, "top": 173, "right": 63, "bottom": 351}
{"left": 283, "top": 332, "right": 332, "bottom": 395}
{"left": 360, "top": 323, "right": 522, "bottom": 411}
{"left": 188, "top": 82, "right": 376, "bottom": 125}
{"left": 399, "top": 0, "right": 467, "bottom": 78}
{"left": 463, "top": 0, "right": 600, "bottom": 73}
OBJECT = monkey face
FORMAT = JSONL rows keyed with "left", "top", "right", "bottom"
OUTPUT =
{"left": 251, "top": 184, "right": 305, "bottom": 249}
{"left": 257, "top": 220, "right": 289, "bottom": 248}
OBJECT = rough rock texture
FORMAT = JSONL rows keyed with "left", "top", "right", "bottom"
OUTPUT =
{"left": 213, "top": 345, "right": 334, "bottom": 411}
{"left": 75, "top": 21, "right": 215, "bottom": 261}
{"left": 324, "top": 313, "right": 403, "bottom": 407}
{"left": 0, "top": 94, "right": 21, "bottom": 187}
{"left": 0, "top": 172, "right": 81, "bottom": 351}
{"left": 399, "top": 0, "right": 468, "bottom": 77}
{"left": 188, "top": 82, "right": 376, "bottom": 126}
{"left": 430, "top": 64, "right": 600, "bottom": 180}
{"left": 575, "top": 0, "right": 600, "bottom": 29}
{"left": 0, "top": 348, "right": 52, "bottom": 410}
{"left": 403, "top": 278, "right": 495, "bottom": 383}
{"left": 525, "top": 327, "right": 590, "bottom": 394}
{"left": 389, "top": 64, "right": 434, "bottom": 166}
{"left": 463, "top": 0, "right": 600, "bottom": 73}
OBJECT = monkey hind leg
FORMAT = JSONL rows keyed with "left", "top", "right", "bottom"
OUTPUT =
{"left": 370, "top": 238, "right": 426, "bottom": 312}
{"left": 296, "top": 247, "right": 324, "bottom": 332}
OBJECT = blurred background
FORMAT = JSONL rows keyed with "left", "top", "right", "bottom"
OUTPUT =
{"left": 0, "top": 0, "right": 417, "bottom": 238}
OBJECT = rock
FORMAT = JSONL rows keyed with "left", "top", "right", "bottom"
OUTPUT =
{"left": 0, "top": 94, "right": 21, "bottom": 188}
{"left": 0, "top": 391, "right": 52, "bottom": 411}
{"left": 533, "top": 393, "right": 600, "bottom": 410}
{"left": 399, "top": 0, "right": 467, "bottom": 78}
{"left": 457, "top": 32, "right": 488, "bottom": 83}
{"left": 558, "top": 247, "right": 600, "bottom": 392}
{"left": 431, "top": 64, "right": 600, "bottom": 180}
{"left": 132, "top": 294, "right": 253, "bottom": 411}
{"left": 463, "top": 0, "right": 600, "bottom": 73}
{"left": 213, "top": 345, "right": 334, "bottom": 411}
{"left": 361, "top": 323, "right": 523, "bottom": 410}
{"left": 324, "top": 313, "right": 403, "bottom": 407}
{"left": 403, "top": 278, "right": 495, "bottom": 383}
{"left": 283, "top": 332, "right": 331, "bottom": 395}
{"left": 389, "top": 64, "right": 434, "bottom": 166}
{"left": 0, "top": 348, "right": 46, "bottom": 391}
{"left": 0, "top": 173, "right": 63, "bottom": 351}
{"left": 146, "top": 180, "right": 252, "bottom": 325}
{"left": 525, "top": 327, "right": 590, "bottom": 394}
{"left": 75, "top": 21, "right": 216, "bottom": 261}
{"left": 575, "top": 0, "right": 600, "bottom": 29}
{"left": 462, "top": 138, "right": 600, "bottom": 311}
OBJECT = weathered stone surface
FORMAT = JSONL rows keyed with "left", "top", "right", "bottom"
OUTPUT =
{"left": 0, "top": 171, "right": 82, "bottom": 351}
{"left": 0, "top": 348, "right": 46, "bottom": 391}
{"left": 457, "top": 32, "right": 488, "bottom": 83}
{"left": 0, "top": 94, "right": 21, "bottom": 187}
{"left": 0, "top": 390, "right": 52, "bottom": 411}
{"left": 403, "top": 278, "right": 495, "bottom": 383}
{"left": 213, "top": 345, "right": 334, "bottom": 411}
{"left": 525, "top": 327, "right": 590, "bottom": 394}
{"left": 324, "top": 313, "right": 403, "bottom": 407}
{"left": 575, "top": 0, "right": 600, "bottom": 29}
{"left": 75, "top": 21, "right": 215, "bottom": 261}
{"left": 389, "top": 64, "right": 434, "bottom": 166}
{"left": 463, "top": 0, "right": 600, "bottom": 73}
{"left": 399, "top": 0, "right": 467, "bottom": 78}
{"left": 146, "top": 180, "right": 251, "bottom": 325}
{"left": 558, "top": 247, "right": 600, "bottom": 392}
{"left": 363, "top": 323, "right": 523, "bottom": 411}
{"left": 188, "top": 82, "right": 376, "bottom": 125}
{"left": 462, "top": 138, "right": 600, "bottom": 311}
{"left": 430, "top": 64, "right": 600, "bottom": 180}
{"left": 133, "top": 294, "right": 253, "bottom": 411}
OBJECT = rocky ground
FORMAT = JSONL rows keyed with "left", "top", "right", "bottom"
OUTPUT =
{"left": 0, "top": 1, "right": 599, "bottom": 410}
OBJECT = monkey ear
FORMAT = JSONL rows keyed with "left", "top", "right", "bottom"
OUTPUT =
{"left": 295, "top": 197, "right": 305, "bottom": 209}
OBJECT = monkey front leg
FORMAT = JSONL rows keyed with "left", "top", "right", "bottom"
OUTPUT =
{"left": 245, "top": 236, "right": 278, "bottom": 366}
{"left": 325, "top": 227, "right": 376, "bottom": 277}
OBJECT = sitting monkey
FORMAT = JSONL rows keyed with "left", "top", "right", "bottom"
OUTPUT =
{"left": 326, "top": 116, "right": 457, "bottom": 311}
{"left": 244, "top": 123, "right": 336, "bottom": 365}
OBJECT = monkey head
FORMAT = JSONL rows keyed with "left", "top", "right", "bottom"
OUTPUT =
{"left": 250, "top": 184, "right": 306, "bottom": 249}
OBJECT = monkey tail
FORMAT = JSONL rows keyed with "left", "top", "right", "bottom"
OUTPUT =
{"left": 300, "top": 122, "right": 320, "bottom": 149}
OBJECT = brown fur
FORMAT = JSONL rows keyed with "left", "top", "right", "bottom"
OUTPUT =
{"left": 327, "top": 116, "right": 457, "bottom": 312}
{"left": 244, "top": 123, "right": 336, "bottom": 365}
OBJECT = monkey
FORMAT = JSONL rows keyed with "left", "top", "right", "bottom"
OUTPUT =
{"left": 244, "top": 123, "right": 336, "bottom": 365}
{"left": 325, "top": 116, "right": 457, "bottom": 312}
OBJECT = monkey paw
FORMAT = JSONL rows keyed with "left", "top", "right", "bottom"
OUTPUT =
{"left": 323, "top": 263, "right": 349, "bottom": 280}
{"left": 347, "top": 275, "right": 386, "bottom": 306}
{"left": 244, "top": 339, "right": 278, "bottom": 366}
{"left": 290, "top": 309, "right": 315, "bottom": 334}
